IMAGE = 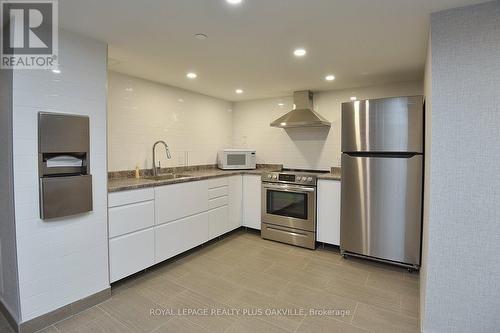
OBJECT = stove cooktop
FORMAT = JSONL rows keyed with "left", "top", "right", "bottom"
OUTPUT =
{"left": 261, "top": 169, "right": 329, "bottom": 186}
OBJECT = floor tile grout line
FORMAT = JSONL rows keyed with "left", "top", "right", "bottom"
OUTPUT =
{"left": 352, "top": 300, "right": 421, "bottom": 328}
{"left": 92, "top": 230, "right": 419, "bottom": 333}
{"left": 95, "top": 303, "right": 141, "bottom": 333}
{"left": 51, "top": 325, "right": 61, "bottom": 333}
{"left": 292, "top": 315, "right": 306, "bottom": 333}
{"left": 350, "top": 301, "right": 359, "bottom": 324}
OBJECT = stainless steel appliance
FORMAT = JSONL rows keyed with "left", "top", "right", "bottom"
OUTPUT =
{"left": 261, "top": 170, "right": 323, "bottom": 249}
{"left": 38, "top": 112, "right": 92, "bottom": 219}
{"left": 270, "top": 91, "right": 331, "bottom": 128}
{"left": 218, "top": 149, "right": 256, "bottom": 170}
{"left": 340, "top": 96, "right": 424, "bottom": 269}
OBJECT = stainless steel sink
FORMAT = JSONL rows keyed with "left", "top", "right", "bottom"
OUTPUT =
{"left": 143, "top": 174, "right": 191, "bottom": 181}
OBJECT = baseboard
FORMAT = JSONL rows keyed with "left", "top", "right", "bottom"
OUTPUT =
{"left": 18, "top": 288, "right": 111, "bottom": 333}
{"left": 0, "top": 299, "right": 19, "bottom": 332}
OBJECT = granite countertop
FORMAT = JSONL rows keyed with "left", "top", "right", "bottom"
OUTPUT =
{"left": 108, "top": 166, "right": 281, "bottom": 193}
{"left": 317, "top": 167, "right": 342, "bottom": 181}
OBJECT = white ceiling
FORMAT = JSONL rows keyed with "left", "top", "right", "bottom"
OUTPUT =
{"left": 60, "top": 0, "right": 485, "bottom": 101}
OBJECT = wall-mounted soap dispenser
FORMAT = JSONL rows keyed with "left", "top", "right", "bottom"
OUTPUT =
{"left": 38, "top": 112, "right": 93, "bottom": 219}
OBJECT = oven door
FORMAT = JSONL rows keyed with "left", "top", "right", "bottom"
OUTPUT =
{"left": 261, "top": 183, "right": 316, "bottom": 231}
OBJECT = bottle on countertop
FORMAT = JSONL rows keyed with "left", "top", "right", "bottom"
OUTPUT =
{"left": 135, "top": 165, "right": 140, "bottom": 179}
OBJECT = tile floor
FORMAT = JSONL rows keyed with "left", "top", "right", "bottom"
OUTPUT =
{"left": 1, "top": 230, "right": 420, "bottom": 333}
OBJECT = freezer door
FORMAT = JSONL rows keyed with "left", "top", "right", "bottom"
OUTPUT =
{"left": 340, "top": 154, "right": 422, "bottom": 265}
{"left": 342, "top": 96, "right": 423, "bottom": 153}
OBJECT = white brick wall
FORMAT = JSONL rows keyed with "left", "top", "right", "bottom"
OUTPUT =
{"left": 12, "top": 30, "right": 109, "bottom": 322}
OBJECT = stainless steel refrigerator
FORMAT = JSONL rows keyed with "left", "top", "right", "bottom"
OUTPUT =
{"left": 340, "top": 96, "right": 423, "bottom": 269}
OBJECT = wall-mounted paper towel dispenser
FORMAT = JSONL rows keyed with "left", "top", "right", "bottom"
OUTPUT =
{"left": 38, "top": 112, "right": 93, "bottom": 219}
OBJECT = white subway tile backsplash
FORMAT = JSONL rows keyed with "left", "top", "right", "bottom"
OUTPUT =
{"left": 108, "top": 72, "right": 233, "bottom": 171}
{"left": 232, "top": 81, "right": 423, "bottom": 170}
{"left": 12, "top": 31, "right": 109, "bottom": 322}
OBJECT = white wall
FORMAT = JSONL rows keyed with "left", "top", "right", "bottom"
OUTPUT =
{"left": 422, "top": 2, "right": 500, "bottom": 332}
{"left": 0, "top": 64, "right": 21, "bottom": 322}
{"left": 12, "top": 31, "right": 109, "bottom": 322}
{"left": 232, "top": 81, "right": 423, "bottom": 170}
{"left": 108, "top": 71, "right": 233, "bottom": 171}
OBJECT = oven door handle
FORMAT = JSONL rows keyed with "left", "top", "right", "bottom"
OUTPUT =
{"left": 266, "top": 225, "right": 310, "bottom": 238}
{"left": 262, "top": 184, "right": 316, "bottom": 193}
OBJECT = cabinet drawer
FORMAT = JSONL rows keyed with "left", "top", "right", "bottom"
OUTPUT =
{"left": 208, "top": 186, "right": 228, "bottom": 199}
{"left": 209, "top": 177, "right": 228, "bottom": 189}
{"left": 209, "top": 196, "right": 228, "bottom": 209}
{"left": 109, "top": 228, "right": 155, "bottom": 283}
{"left": 155, "top": 212, "right": 209, "bottom": 263}
{"left": 109, "top": 200, "right": 155, "bottom": 238}
{"left": 108, "top": 188, "right": 154, "bottom": 208}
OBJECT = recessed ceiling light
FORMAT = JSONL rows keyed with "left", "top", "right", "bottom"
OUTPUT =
{"left": 235, "top": 89, "right": 244, "bottom": 94}
{"left": 194, "top": 33, "right": 208, "bottom": 40}
{"left": 226, "top": 0, "right": 242, "bottom": 4}
{"left": 350, "top": 96, "right": 357, "bottom": 101}
{"left": 52, "top": 69, "right": 61, "bottom": 74}
{"left": 293, "top": 48, "right": 307, "bottom": 57}
{"left": 325, "top": 75, "right": 335, "bottom": 81}
{"left": 125, "top": 87, "right": 133, "bottom": 92}
{"left": 186, "top": 72, "right": 197, "bottom": 79}
{"left": 278, "top": 103, "right": 285, "bottom": 107}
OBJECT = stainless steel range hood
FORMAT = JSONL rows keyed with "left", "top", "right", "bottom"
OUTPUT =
{"left": 270, "top": 91, "right": 331, "bottom": 128}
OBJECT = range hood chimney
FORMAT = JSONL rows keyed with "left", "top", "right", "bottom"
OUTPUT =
{"left": 270, "top": 90, "right": 331, "bottom": 128}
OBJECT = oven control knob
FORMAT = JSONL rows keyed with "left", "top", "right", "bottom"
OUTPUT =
{"left": 301, "top": 177, "right": 307, "bottom": 181}
{"left": 307, "top": 177, "right": 313, "bottom": 182}
{"left": 267, "top": 174, "right": 272, "bottom": 179}
{"left": 272, "top": 175, "right": 278, "bottom": 179}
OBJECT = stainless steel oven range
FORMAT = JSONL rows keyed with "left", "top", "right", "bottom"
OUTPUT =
{"left": 261, "top": 170, "right": 322, "bottom": 249}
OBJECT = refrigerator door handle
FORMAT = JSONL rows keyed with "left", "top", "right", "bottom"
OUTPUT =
{"left": 344, "top": 152, "right": 422, "bottom": 158}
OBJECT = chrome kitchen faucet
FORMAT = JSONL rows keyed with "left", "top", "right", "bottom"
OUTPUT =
{"left": 152, "top": 141, "right": 172, "bottom": 176}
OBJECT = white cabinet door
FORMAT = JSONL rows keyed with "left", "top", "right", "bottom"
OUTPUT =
{"left": 209, "top": 205, "right": 229, "bottom": 240}
{"left": 155, "top": 212, "right": 209, "bottom": 263}
{"left": 317, "top": 179, "right": 341, "bottom": 246}
{"left": 108, "top": 200, "right": 155, "bottom": 238}
{"left": 228, "top": 175, "right": 242, "bottom": 231}
{"left": 155, "top": 180, "right": 209, "bottom": 225}
{"left": 109, "top": 228, "right": 155, "bottom": 283}
{"left": 242, "top": 175, "right": 261, "bottom": 230}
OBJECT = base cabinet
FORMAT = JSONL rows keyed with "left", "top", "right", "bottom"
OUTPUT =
{"left": 155, "top": 180, "right": 209, "bottom": 225}
{"left": 155, "top": 212, "right": 209, "bottom": 263}
{"left": 317, "top": 179, "right": 341, "bottom": 246}
{"left": 209, "top": 205, "right": 229, "bottom": 239}
{"left": 242, "top": 175, "right": 261, "bottom": 230}
{"left": 228, "top": 175, "right": 243, "bottom": 230}
{"left": 109, "top": 228, "right": 155, "bottom": 283}
{"left": 109, "top": 175, "right": 246, "bottom": 283}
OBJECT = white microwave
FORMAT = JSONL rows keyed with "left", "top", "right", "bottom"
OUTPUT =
{"left": 218, "top": 149, "right": 256, "bottom": 170}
